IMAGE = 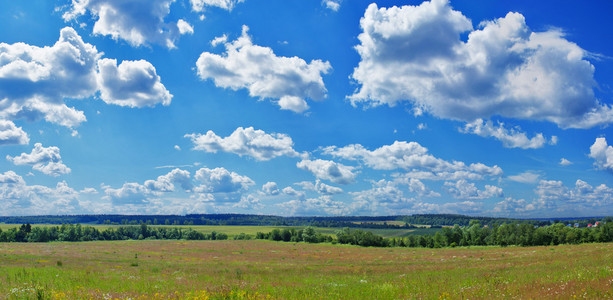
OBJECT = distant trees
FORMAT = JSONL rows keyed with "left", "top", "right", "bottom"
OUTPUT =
{"left": 254, "top": 220, "right": 613, "bottom": 248}
{"left": 0, "top": 224, "right": 228, "bottom": 243}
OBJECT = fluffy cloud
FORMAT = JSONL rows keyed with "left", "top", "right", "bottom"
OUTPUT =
{"left": 186, "top": 127, "right": 300, "bottom": 161}
{"left": 0, "top": 27, "right": 171, "bottom": 129}
{"left": 444, "top": 180, "right": 503, "bottom": 200}
{"left": 322, "top": 0, "right": 341, "bottom": 11}
{"left": 6, "top": 143, "right": 71, "bottom": 176}
{"left": 63, "top": 0, "right": 192, "bottom": 48}
{"left": 0, "top": 120, "right": 29, "bottom": 145}
{"left": 589, "top": 137, "right": 613, "bottom": 172}
{"left": 324, "top": 141, "right": 502, "bottom": 180}
{"left": 349, "top": 1, "right": 612, "bottom": 129}
{"left": 508, "top": 171, "right": 541, "bottom": 184}
{"left": 296, "top": 159, "right": 357, "bottom": 184}
{"left": 0, "top": 27, "right": 98, "bottom": 127}
{"left": 196, "top": 26, "right": 331, "bottom": 113}
{"left": 278, "top": 196, "right": 349, "bottom": 216}
{"left": 559, "top": 158, "right": 572, "bottom": 166}
{"left": 314, "top": 180, "right": 343, "bottom": 195}
{"left": 281, "top": 186, "right": 306, "bottom": 199}
{"left": 104, "top": 182, "right": 150, "bottom": 204}
{"left": 461, "top": 119, "right": 551, "bottom": 149}
{"left": 144, "top": 168, "right": 192, "bottom": 192}
{"left": 261, "top": 181, "right": 280, "bottom": 196}
{"left": 190, "top": 0, "right": 244, "bottom": 11}
{"left": 97, "top": 59, "right": 172, "bottom": 108}
{"left": 0, "top": 171, "right": 81, "bottom": 215}
{"left": 193, "top": 167, "right": 254, "bottom": 194}
{"left": 492, "top": 197, "right": 536, "bottom": 215}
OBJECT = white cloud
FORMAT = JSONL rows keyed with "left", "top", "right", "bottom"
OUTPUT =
{"left": 296, "top": 159, "right": 357, "bottom": 184}
{"left": 6, "top": 143, "right": 71, "bottom": 176}
{"left": 508, "top": 171, "right": 541, "bottom": 184}
{"left": 0, "top": 27, "right": 169, "bottom": 129}
{"left": 278, "top": 196, "right": 349, "bottom": 216}
{"left": 0, "top": 27, "right": 98, "bottom": 128}
{"left": 461, "top": 119, "right": 548, "bottom": 149}
{"left": 193, "top": 166, "right": 254, "bottom": 194}
{"left": 444, "top": 180, "right": 503, "bottom": 200}
{"left": 559, "top": 158, "right": 572, "bottom": 166}
{"left": 144, "top": 168, "right": 192, "bottom": 192}
{"left": 190, "top": 0, "right": 244, "bottom": 12}
{"left": 63, "top": 0, "right": 187, "bottom": 48}
{"left": 323, "top": 141, "right": 502, "bottom": 180}
{"left": 177, "top": 19, "right": 194, "bottom": 35}
{"left": 174, "top": 145, "right": 181, "bottom": 151}
{"left": 211, "top": 34, "right": 228, "bottom": 47}
{"left": 493, "top": 197, "right": 536, "bottom": 215}
{"left": 281, "top": 186, "right": 306, "bottom": 199}
{"left": 104, "top": 182, "right": 149, "bottom": 205}
{"left": 589, "top": 137, "right": 613, "bottom": 172}
{"left": 196, "top": 25, "right": 331, "bottom": 113}
{"left": 322, "top": 0, "right": 341, "bottom": 11}
{"left": 349, "top": 1, "right": 613, "bottom": 129}
{"left": 261, "top": 181, "right": 280, "bottom": 196}
{"left": 406, "top": 178, "right": 440, "bottom": 197}
{"left": 0, "top": 120, "right": 29, "bottom": 145}
{"left": 0, "top": 171, "right": 82, "bottom": 215}
{"left": 315, "top": 180, "right": 343, "bottom": 195}
{"left": 97, "top": 58, "right": 172, "bottom": 108}
{"left": 186, "top": 127, "right": 301, "bottom": 161}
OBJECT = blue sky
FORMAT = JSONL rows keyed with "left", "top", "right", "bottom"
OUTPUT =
{"left": 1, "top": 0, "right": 612, "bottom": 217}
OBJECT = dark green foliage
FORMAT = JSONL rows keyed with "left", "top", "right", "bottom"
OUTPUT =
{"left": 0, "top": 223, "right": 229, "bottom": 243}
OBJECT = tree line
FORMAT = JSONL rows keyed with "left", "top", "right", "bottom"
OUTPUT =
{"left": 256, "top": 220, "right": 613, "bottom": 248}
{"left": 0, "top": 223, "right": 229, "bottom": 242}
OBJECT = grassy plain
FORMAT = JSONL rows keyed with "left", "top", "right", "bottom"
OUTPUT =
{"left": 1, "top": 240, "right": 612, "bottom": 299}
{"left": 0, "top": 224, "right": 439, "bottom": 238}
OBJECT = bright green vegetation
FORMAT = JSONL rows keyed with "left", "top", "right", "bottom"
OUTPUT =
{"left": 0, "top": 240, "right": 612, "bottom": 299}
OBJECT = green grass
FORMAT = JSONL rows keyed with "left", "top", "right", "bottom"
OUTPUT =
{"left": 0, "top": 240, "right": 612, "bottom": 299}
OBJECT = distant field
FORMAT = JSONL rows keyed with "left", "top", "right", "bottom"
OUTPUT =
{"left": 0, "top": 223, "right": 439, "bottom": 238}
{"left": 0, "top": 240, "right": 612, "bottom": 299}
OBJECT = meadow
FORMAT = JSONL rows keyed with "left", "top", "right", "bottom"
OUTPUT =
{"left": 1, "top": 239, "right": 612, "bottom": 299}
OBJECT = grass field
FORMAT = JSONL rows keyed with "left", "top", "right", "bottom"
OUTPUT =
{"left": 1, "top": 240, "right": 612, "bottom": 299}
{"left": 0, "top": 224, "right": 439, "bottom": 238}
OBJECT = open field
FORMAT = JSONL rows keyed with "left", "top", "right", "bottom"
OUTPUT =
{"left": 1, "top": 240, "right": 612, "bottom": 299}
{"left": 0, "top": 224, "right": 439, "bottom": 238}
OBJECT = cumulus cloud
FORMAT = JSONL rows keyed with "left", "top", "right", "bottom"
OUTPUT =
{"left": 0, "top": 27, "right": 171, "bottom": 129}
{"left": 97, "top": 59, "right": 173, "bottom": 108}
{"left": 278, "top": 196, "right": 349, "bottom": 216}
{"left": 190, "top": 0, "right": 244, "bottom": 12}
{"left": 315, "top": 180, "right": 343, "bottom": 195}
{"left": 589, "top": 137, "right": 613, "bottom": 172}
{"left": 324, "top": 141, "right": 502, "bottom": 180}
{"left": 144, "top": 168, "right": 192, "bottom": 192}
{"left": 493, "top": 197, "right": 536, "bottom": 215}
{"left": 186, "top": 127, "right": 301, "bottom": 161}
{"left": 177, "top": 19, "right": 194, "bottom": 35}
{"left": 193, "top": 167, "right": 254, "bottom": 194}
{"left": 461, "top": 119, "right": 550, "bottom": 149}
{"left": 63, "top": 0, "right": 191, "bottom": 48}
{"left": 6, "top": 143, "right": 71, "bottom": 176}
{"left": 444, "top": 180, "right": 503, "bottom": 200}
{"left": 508, "top": 171, "right": 541, "bottom": 184}
{"left": 261, "top": 181, "right": 280, "bottom": 196}
{"left": 0, "top": 27, "right": 98, "bottom": 127}
{"left": 349, "top": 0, "right": 613, "bottom": 129}
{"left": 0, "top": 171, "right": 81, "bottom": 215}
{"left": 322, "top": 0, "right": 341, "bottom": 11}
{"left": 104, "top": 182, "right": 150, "bottom": 205}
{"left": 296, "top": 159, "right": 357, "bottom": 184}
{"left": 0, "top": 120, "right": 29, "bottom": 145}
{"left": 559, "top": 158, "right": 572, "bottom": 166}
{"left": 281, "top": 186, "right": 306, "bottom": 199}
{"left": 196, "top": 25, "right": 331, "bottom": 113}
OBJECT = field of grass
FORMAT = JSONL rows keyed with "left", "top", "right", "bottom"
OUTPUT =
{"left": 0, "top": 224, "right": 439, "bottom": 239}
{"left": 1, "top": 240, "right": 612, "bottom": 299}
